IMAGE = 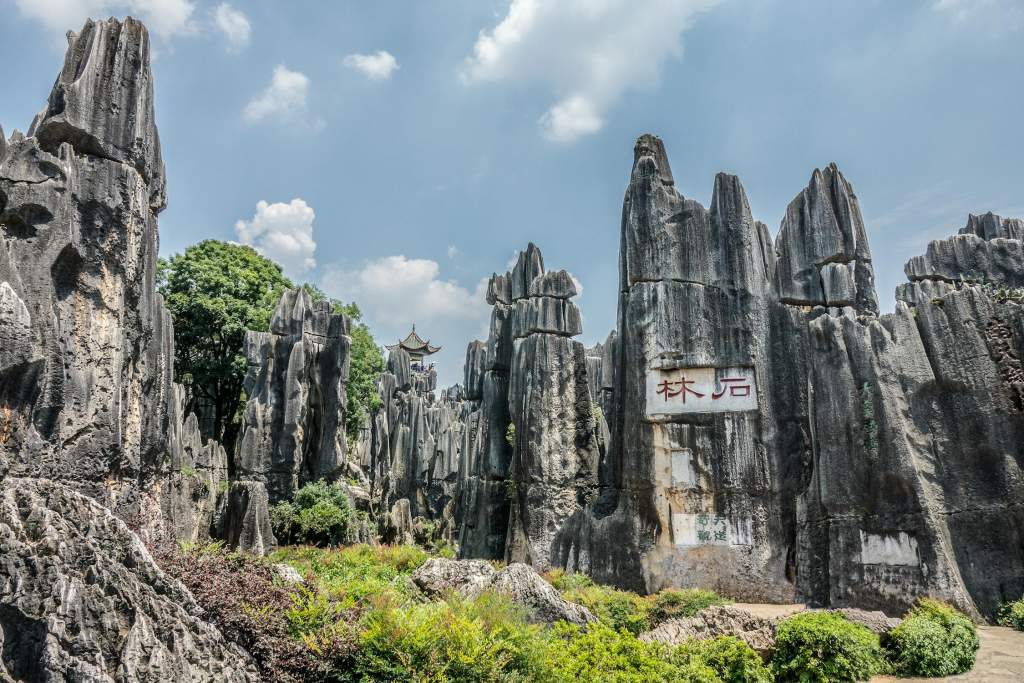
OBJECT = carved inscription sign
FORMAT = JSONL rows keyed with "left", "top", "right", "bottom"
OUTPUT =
{"left": 672, "top": 513, "right": 753, "bottom": 547}
{"left": 646, "top": 366, "right": 758, "bottom": 416}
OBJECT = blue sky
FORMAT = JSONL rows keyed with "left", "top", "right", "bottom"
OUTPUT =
{"left": 3, "top": 0, "right": 1023, "bottom": 387}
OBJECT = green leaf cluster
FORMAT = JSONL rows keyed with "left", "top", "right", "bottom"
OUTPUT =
{"left": 158, "top": 240, "right": 293, "bottom": 449}
{"left": 886, "top": 598, "right": 979, "bottom": 676}
{"left": 997, "top": 597, "right": 1024, "bottom": 631}
{"left": 270, "top": 480, "right": 354, "bottom": 547}
{"left": 771, "top": 611, "right": 885, "bottom": 682}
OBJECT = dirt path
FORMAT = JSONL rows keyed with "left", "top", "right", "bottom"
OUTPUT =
{"left": 873, "top": 626, "right": 1024, "bottom": 682}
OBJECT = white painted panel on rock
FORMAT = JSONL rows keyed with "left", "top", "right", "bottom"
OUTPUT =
{"left": 646, "top": 366, "right": 758, "bottom": 417}
{"left": 859, "top": 530, "right": 920, "bottom": 566}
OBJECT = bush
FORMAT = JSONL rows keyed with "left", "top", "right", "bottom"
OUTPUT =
{"left": 560, "top": 584, "right": 652, "bottom": 635}
{"left": 771, "top": 611, "right": 885, "bottom": 682}
{"left": 543, "top": 622, "right": 719, "bottom": 683}
{"left": 649, "top": 588, "right": 729, "bottom": 625}
{"left": 671, "top": 636, "right": 772, "bottom": 683}
{"left": 997, "top": 598, "right": 1024, "bottom": 631}
{"left": 152, "top": 542, "right": 355, "bottom": 682}
{"left": 271, "top": 480, "right": 353, "bottom": 546}
{"left": 270, "top": 544, "right": 428, "bottom": 609}
{"left": 544, "top": 568, "right": 596, "bottom": 591}
{"left": 887, "top": 598, "right": 979, "bottom": 676}
{"left": 355, "top": 592, "right": 550, "bottom": 682}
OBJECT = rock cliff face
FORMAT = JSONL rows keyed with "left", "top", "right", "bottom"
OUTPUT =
{"left": 559, "top": 134, "right": 1024, "bottom": 618}
{"left": 0, "top": 17, "right": 224, "bottom": 542}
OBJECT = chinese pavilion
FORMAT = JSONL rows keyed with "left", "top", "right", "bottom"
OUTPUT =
{"left": 386, "top": 325, "right": 441, "bottom": 364}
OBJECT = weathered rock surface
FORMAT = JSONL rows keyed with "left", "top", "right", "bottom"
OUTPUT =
{"left": 0, "top": 17, "right": 224, "bottom": 542}
{"left": 832, "top": 608, "right": 901, "bottom": 636}
{"left": 413, "top": 557, "right": 497, "bottom": 599}
{"left": 639, "top": 605, "right": 779, "bottom": 657}
{"left": 411, "top": 558, "right": 596, "bottom": 625}
{"left": 215, "top": 481, "right": 275, "bottom": 555}
{"left": 0, "top": 477, "right": 260, "bottom": 682}
{"left": 235, "top": 287, "right": 352, "bottom": 503}
{"left": 539, "top": 134, "right": 1024, "bottom": 620}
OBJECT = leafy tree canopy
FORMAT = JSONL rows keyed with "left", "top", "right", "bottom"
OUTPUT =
{"left": 158, "top": 242, "right": 384, "bottom": 455}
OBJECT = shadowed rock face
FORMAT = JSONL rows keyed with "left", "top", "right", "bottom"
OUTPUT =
{"left": 0, "top": 17, "right": 224, "bottom": 542}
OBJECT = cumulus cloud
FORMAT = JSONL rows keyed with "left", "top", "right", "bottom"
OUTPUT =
{"left": 461, "top": 0, "right": 719, "bottom": 142}
{"left": 13, "top": 0, "right": 196, "bottom": 42}
{"left": 244, "top": 65, "right": 321, "bottom": 128}
{"left": 234, "top": 199, "right": 317, "bottom": 278}
{"left": 343, "top": 50, "right": 400, "bottom": 80}
{"left": 321, "top": 256, "right": 490, "bottom": 384}
{"left": 213, "top": 2, "right": 250, "bottom": 51}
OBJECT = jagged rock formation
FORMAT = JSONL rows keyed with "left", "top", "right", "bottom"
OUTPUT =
{"left": 0, "top": 17, "right": 224, "bottom": 542}
{"left": 555, "top": 134, "right": 1024, "bottom": 619}
{"left": 453, "top": 245, "right": 600, "bottom": 570}
{"left": 0, "top": 477, "right": 261, "bottom": 681}
{"left": 367, "top": 345, "right": 468, "bottom": 544}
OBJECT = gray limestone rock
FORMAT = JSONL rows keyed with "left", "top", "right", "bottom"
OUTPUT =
{"left": 0, "top": 17, "right": 223, "bottom": 543}
{"left": 235, "top": 287, "right": 351, "bottom": 503}
{"left": 639, "top": 605, "right": 779, "bottom": 657}
{"left": 412, "top": 557, "right": 497, "bottom": 599}
{"left": 528, "top": 269, "right": 578, "bottom": 299}
{"left": 832, "top": 608, "right": 901, "bottom": 635}
{"left": 464, "top": 341, "right": 486, "bottom": 400}
{"left": 488, "top": 563, "right": 597, "bottom": 625}
{"left": 0, "top": 477, "right": 260, "bottom": 682}
{"left": 217, "top": 481, "right": 276, "bottom": 555}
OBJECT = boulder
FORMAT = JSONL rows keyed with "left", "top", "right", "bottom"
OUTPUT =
{"left": 412, "top": 557, "right": 497, "bottom": 599}
{"left": 0, "top": 478, "right": 260, "bottom": 682}
{"left": 488, "top": 564, "right": 597, "bottom": 625}
{"left": 832, "top": 608, "right": 901, "bottom": 636}
{"left": 639, "top": 605, "right": 779, "bottom": 657}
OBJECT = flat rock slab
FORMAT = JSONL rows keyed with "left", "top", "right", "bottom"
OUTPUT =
{"left": 873, "top": 627, "right": 1024, "bottom": 683}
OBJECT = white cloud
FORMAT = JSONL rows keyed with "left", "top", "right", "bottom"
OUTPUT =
{"left": 447, "top": 245, "right": 460, "bottom": 259}
{"left": 13, "top": 0, "right": 196, "bottom": 42}
{"left": 321, "top": 256, "right": 491, "bottom": 385}
{"left": 933, "top": 0, "right": 1023, "bottom": 30}
{"left": 244, "top": 65, "right": 321, "bottom": 128}
{"left": 343, "top": 50, "right": 400, "bottom": 80}
{"left": 461, "top": 0, "right": 719, "bottom": 143}
{"left": 213, "top": 3, "right": 250, "bottom": 51}
{"left": 234, "top": 199, "right": 317, "bottom": 278}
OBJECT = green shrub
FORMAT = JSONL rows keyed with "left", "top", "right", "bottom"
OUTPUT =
{"left": 269, "top": 544, "right": 429, "bottom": 609}
{"left": 270, "top": 480, "right": 353, "bottom": 547}
{"left": 544, "top": 568, "right": 596, "bottom": 591}
{"left": 771, "top": 611, "right": 885, "bottom": 682}
{"left": 671, "top": 636, "right": 772, "bottom": 683}
{"left": 543, "top": 622, "right": 718, "bottom": 683}
{"left": 355, "top": 592, "right": 550, "bottom": 682}
{"left": 561, "top": 584, "right": 652, "bottom": 635}
{"left": 649, "top": 588, "right": 729, "bottom": 625}
{"left": 887, "top": 598, "right": 978, "bottom": 676}
{"left": 997, "top": 598, "right": 1024, "bottom": 631}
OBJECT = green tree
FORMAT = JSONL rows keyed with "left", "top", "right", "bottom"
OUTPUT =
{"left": 158, "top": 240, "right": 294, "bottom": 452}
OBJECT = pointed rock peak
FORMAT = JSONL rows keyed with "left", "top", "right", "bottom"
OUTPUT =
{"left": 710, "top": 172, "right": 752, "bottom": 223}
{"left": 486, "top": 272, "right": 511, "bottom": 305}
{"left": 32, "top": 17, "right": 165, "bottom": 208}
{"left": 960, "top": 212, "right": 1024, "bottom": 241}
{"left": 510, "top": 243, "right": 545, "bottom": 301}
{"left": 632, "top": 133, "right": 674, "bottom": 187}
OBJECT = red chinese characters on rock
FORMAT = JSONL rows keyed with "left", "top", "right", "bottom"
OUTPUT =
{"left": 656, "top": 374, "right": 752, "bottom": 403}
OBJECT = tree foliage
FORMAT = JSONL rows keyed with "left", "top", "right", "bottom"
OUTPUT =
{"left": 158, "top": 241, "right": 385, "bottom": 454}
{"left": 157, "top": 240, "right": 293, "bottom": 452}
